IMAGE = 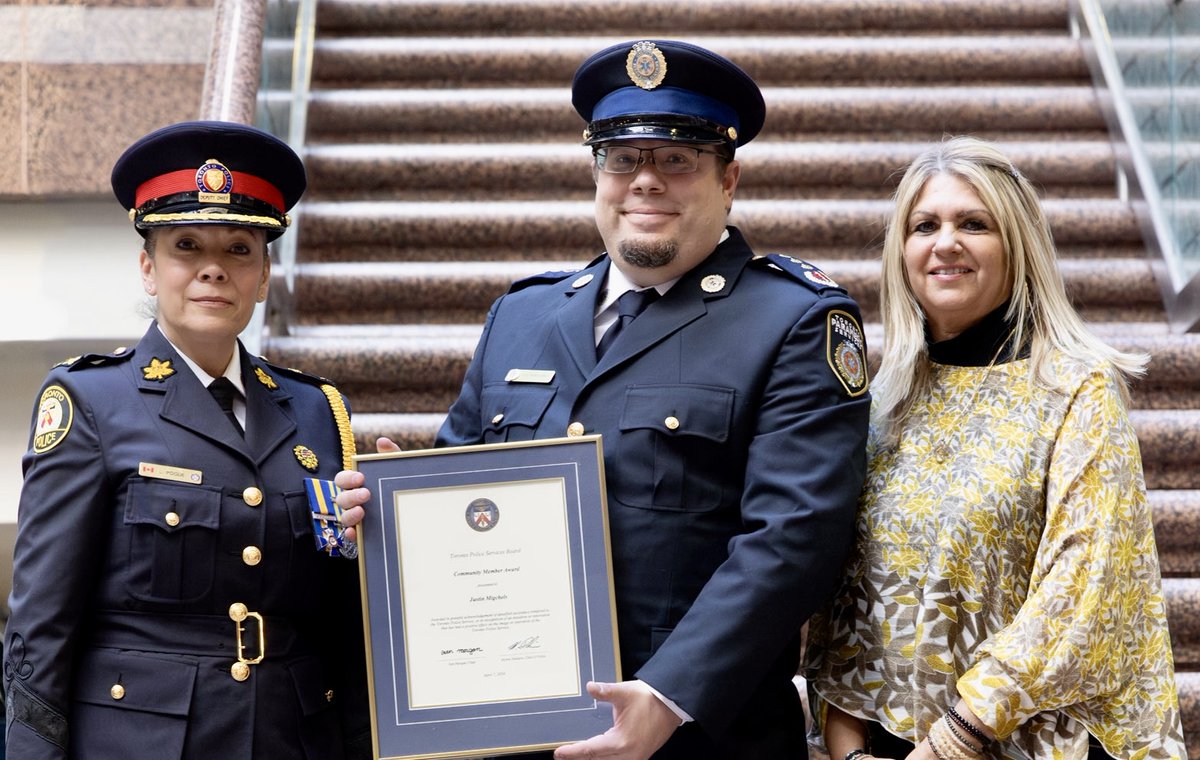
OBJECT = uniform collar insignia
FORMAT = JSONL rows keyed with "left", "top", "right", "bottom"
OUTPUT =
{"left": 142, "top": 357, "right": 176, "bottom": 382}
{"left": 255, "top": 366, "right": 279, "bottom": 389}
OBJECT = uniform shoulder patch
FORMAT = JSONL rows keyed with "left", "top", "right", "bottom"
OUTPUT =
{"left": 826, "top": 309, "right": 869, "bottom": 397}
{"left": 33, "top": 385, "right": 74, "bottom": 454}
{"left": 56, "top": 346, "right": 135, "bottom": 370}
{"left": 756, "top": 254, "right": 845, "bottom": 295}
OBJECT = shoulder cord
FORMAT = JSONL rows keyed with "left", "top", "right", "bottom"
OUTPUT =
{"left": 319, "top": 384, "right": 356, "bottom": 471}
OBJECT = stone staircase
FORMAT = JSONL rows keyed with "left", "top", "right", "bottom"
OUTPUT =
{"left": 261, "top": 0, "right": 1200, "bottom": 748}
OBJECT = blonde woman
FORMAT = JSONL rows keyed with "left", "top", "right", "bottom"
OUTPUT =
{"left": 804, "top": 136, "right": 1184, "bottom": 760}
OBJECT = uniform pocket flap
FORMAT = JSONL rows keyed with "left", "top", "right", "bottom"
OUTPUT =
{"left": 618, "top": 385, "right": 734, "bottom": 442}
{"left": 288, "top": 656, "right": 335, "bottom": 717}
{"left": 73, "top": 648, "right": 196, "bottom": 715}
{"left": 481, "top": 383, "right": 557, "bottom": 431}
{"left": 125, "top": 479, "right": 222, "bottom": 531}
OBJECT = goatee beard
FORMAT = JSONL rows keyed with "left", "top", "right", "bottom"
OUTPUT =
{"left": 618, "top": 239, "right": 678, "bottom": 269}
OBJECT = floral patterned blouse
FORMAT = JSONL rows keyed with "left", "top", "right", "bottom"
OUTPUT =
{"left": 804, "top": 352, "right": 1185, "bottom": 759}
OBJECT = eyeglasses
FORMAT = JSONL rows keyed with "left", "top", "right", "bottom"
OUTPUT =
{"left": 593, "top": 145, "right": 727, "bottom": 175}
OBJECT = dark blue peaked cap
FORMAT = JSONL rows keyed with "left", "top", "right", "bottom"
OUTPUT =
{"left": 572, "top": 40, "right": 765, "bottom": 151}
{"left": 111, "top": 120, "right": 305, "bottom": 241}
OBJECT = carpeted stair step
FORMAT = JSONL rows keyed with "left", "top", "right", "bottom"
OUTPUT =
{"left": 308, "top": 35, "right": 1088, "bottom": 89}
{"left": 286, "top": 257, "right": 1168, "bottom": 330}
{"left": 314, "top": 0, "right": 1071, "bottom": 36}
{"left": 303, "top": 140, "right": 1122, "bottom": 202}
{"left": 295, "top": 198, "right": 1144, "bottom": 264}
{"left": 305, "top": 85, "right": 1107, "bottom": 144}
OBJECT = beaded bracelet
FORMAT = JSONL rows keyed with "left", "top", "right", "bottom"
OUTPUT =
{"left": 927, "top": 730, "right": 952, "bottom": 760}
{"left": 947, "top": 706, "right": 992, "bottom": 747}
{"left": 929, "top": 718, "right": 982, "bottom": 760}
{"left": 942, "top": 715, "right": 983, "bottom": 754}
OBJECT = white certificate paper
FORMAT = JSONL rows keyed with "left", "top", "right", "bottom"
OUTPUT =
{"left": 394, "top": 478, "right": 581, "bottom": 708}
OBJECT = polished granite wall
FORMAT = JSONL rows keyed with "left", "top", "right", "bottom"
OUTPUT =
{"left": 0, "top": 0, "right": 215, "bottom": 198}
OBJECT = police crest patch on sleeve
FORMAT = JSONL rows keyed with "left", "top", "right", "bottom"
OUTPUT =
{"left": 33, "top": 385, "right": 74, "bottom": 453}
{"left": 827, "top": 310, "right": 869, "bottom": 397}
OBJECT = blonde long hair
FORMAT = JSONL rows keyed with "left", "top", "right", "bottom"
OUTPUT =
{"left": 873, "top": 136, "right": 1147, "bottom": 444}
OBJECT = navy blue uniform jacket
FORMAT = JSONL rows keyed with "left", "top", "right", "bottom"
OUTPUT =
{"left": 438, "top": 228, "right": 871, "bottom": 757}
{"left": 4, "top": 324, "right": 369, "bottom": 759}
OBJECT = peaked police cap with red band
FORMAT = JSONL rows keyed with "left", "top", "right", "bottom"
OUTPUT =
{"left": 111, "top": 120, "right": 306, "bottom": 241}
{"left": 572, "top": 40, "right": 765, "bottom": 151}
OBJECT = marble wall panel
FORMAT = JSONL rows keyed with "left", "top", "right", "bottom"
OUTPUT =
{"left": 26, "top": 62, "right": 204, "bottom": 195}
{"left": 0, "top": 63, "right": 23, "bottom": 194}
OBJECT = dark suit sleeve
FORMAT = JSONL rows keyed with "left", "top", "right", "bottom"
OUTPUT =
{"left": 436, "top": 299, "right": 500, "bottom": 447}
{"left": 635, "top": 295, "right": 870, "bottom": 735}
{"left": 5, "top": 375, "right": 112, "bottom": 759}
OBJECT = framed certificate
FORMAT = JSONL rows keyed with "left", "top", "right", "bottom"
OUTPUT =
{"left": 355, "top": 436, "right": 621, "bottom": 759}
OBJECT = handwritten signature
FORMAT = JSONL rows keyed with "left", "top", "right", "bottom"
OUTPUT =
{"left": 441, "top": 647, "right": 484, "bottom": 656}
{"left": 508, "top": 635, "right": 542, "bottom": 651}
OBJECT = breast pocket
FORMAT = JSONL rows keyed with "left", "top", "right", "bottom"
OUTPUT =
{"left": 480, "top": 383, "right": 557, "bottom": 442}
{"left": 615, "top": 384, "right": 735, "bottom": 511}
{"left": 124, "top": 479, "right": 221, "bottom": 603}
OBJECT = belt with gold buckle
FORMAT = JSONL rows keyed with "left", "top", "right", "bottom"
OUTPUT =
{"left": 228, "top": 602, "right": 265, "bottom": 681}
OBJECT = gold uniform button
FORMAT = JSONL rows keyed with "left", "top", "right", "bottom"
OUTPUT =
{"left": 325, "top": 689, "right": 335, "bottom": 703}
{"left": 165, "top": 511, "right": 180, "bottom": 527}
{"left": 242, "top": 546, "right": 262, "bottom": 566}
{"left": 231, "top": 662, "right": 250, "bottom": 682}
{"left": 228, "top": 602, "right": 249, "bottom": 622}
{"left": 491, "top": 413, "right": 505, "bottom": 425}
{"left": 110, "top": 684, "right": 125, "bottom": 700}
{"left": 242, "top": 487, "right": 263, "bottom": 507}
{"left": 567, "top": 422, "right": 585, "bottom": 437}
{"left": 664, "top": 416, "right": 680, "bottom": 430}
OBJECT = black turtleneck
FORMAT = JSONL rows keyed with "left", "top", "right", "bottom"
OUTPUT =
{"left": 926, "top": 301, "right": 1029, "bottom": 367}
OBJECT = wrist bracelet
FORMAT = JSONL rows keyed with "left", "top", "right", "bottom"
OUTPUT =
{"left": 947, "top": 706, "right": 991, "bottom": 746}
{"left": 844, "top": 748, "right": 870, "bottom": 760}
{"left": 929, "top": 718, "right": 983, "bottom": 760}
{"left": 942, "top": 715, "right": 983, "bottom": 754}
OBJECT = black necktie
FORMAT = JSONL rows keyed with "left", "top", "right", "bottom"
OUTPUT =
{"left": 597, "top": 288, "right": 659, "bottom": 359}
{"left": 208, "top": 377, "right": 244, "bottom": 436}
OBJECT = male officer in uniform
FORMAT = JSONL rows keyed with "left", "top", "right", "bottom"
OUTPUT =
{"left": 339, "top": 40, "right": 871, "bottom": 759}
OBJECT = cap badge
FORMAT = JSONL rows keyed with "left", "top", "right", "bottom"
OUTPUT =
{"left": 700, "top": 274, "right": 726, "bottom": 293}
{"left": 626, "top": 41, "right": 667, "bottom": 90}
{"left": 196, "top": 159, "right": 233, "bottom": 204}
{"left": 294, "top": 444, "right": 319, "bottom": 472}
{"left": 142, "top": 357, "right": 176, "bottom": 382}
{"left": 255, "top": 366, "right": 279, "bottom": 390}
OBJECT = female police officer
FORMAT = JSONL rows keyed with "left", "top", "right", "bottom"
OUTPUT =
{"left": 4, "top": 121, "right": 368, "bottom": 759}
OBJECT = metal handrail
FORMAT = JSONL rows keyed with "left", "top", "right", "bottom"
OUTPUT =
{"left": 1071, "top": 0, "right": 1200, "bottom": 332}
{"left": 259, "top": 0, "right": 319, "bottom": 343}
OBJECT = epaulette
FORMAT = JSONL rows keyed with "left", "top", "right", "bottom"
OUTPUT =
{"left": 56, "top": 345, "right": 135, "bottom": 370}
{"left": 753, "top": 254, "right": 846, "bottom": 295}
{"left": 260, "top": 358, "right": 355, "bottom": 470}
{"left": 507, "top": 268, "right": 580, "bottom": 295}
{"left": 256, "top": 358, "right": 335, "bottom": 390}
